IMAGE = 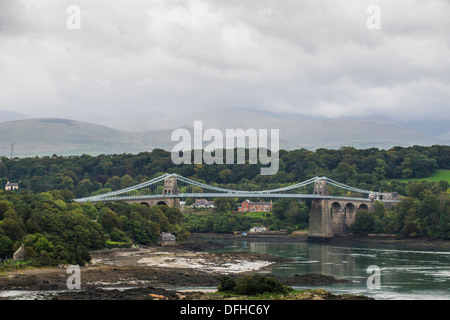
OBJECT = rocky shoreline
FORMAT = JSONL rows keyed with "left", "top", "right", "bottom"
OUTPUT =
{"left": 0, "top": 240, "right": 361, "bottom": 300}
{"left": 2, "top": 233, "right": 448, "bottom": 300}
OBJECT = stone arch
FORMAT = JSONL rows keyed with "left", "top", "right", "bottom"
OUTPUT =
{"left": 331, "top": 202, "right": 342, "bottom": 214}
{"left": 345, "top": 202, "right": 355, "bottom": 212}
{"left": 140, "top": 202, "right": 150, "bottom": 207}
{"left": 156, "top": 201, "right": 168, "bottom": 206}
{"left": 359, "top": 203, "right": 369, "bottom": 211}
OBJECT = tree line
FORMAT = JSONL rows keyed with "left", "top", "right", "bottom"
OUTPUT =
{"left": 0, "top": 145, "right": 448, "bottom": 197}
{"left": 350, "top": 180, "right": 450, "bottom": 238}
{"left": 0, "top": 190, "right": 188, "bottom": 265}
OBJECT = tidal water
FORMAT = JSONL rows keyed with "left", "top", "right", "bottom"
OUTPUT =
{"left": 203, "top": 236, "right": 450, "bottom": 300}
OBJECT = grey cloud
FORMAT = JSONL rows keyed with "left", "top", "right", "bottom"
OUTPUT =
{"left": 0, "top": 0, "right": 449, "bottom": 124}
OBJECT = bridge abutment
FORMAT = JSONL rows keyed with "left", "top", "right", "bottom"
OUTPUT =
{"left": 308, "top": 199, "right": 375, "bottom": 241}
{"left": 308, "top": 178, "right": 380, "bottom": 241}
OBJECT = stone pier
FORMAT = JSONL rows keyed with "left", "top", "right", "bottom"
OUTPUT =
{"left": 308, "top": 179, "right": 375, "bottom": 241}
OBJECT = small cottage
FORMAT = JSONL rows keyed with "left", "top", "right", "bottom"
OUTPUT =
{"left": 5, "top": 182, "right": 19, "bottom": 191}
{"left": 13, "top": 244, "right": 26, "bottom": 261}
{"left": 158, "top": 232, "right": 176, "bottom": 246}
{"left": 192, "top": 199, "right": 215, "bottom": 208}
{"left": 249, "top": 226, "right": 268, "bottom": 233}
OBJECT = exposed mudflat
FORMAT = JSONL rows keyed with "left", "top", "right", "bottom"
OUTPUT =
{"left": 0, "top": 241, "right": 358, "bottom": 300}
{"left": 2, "top": 233, "right": 446, "bottom": 300}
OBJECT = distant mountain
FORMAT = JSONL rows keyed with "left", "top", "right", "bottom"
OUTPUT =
{"left": 0, "top": 110, "right": 447, "bottom": 158}
{"left": 0, "top": 110, "right": 33, "bottom": 122}
{"left": 124, "top": 108, "right": 446, "bottom": 149}
{"left": 0, "top": 119, "right": 158, "bottom": 157}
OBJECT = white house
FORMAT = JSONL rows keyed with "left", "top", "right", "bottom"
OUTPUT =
{"left": 192, "top": 199, "right": 215, "bottom": 208}
{"left": 5, "top": 182, "right": 19, "bottom": 190}
{"left": 249, "top": 226, "right": 268, "bottom": 233}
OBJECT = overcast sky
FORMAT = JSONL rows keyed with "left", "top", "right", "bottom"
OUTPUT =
{"left": 1, "top": 0, "right": 450, "bottom": 128}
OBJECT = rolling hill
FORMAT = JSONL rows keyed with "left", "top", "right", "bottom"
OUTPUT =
{"left": 104, "top": 108, "right": 445, "bottom": 149}
{"left": 0, "top": 118, "right": 154, "bottom": 157}
{"left": 0, "top": 109, "right": 447, "bottom": 157}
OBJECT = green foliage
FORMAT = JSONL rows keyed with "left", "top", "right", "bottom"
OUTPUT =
{"left": 105, "top": 240, "right": 132, "bottom": 249}
{"left": 233, "top": 274, "right": 290, "bottom": 296}
{"left": 165, "top": 207, "right": 184, "bottom": 225}
{"left": 385, "top": 170, "right": 450, "bottom": 184}
{"left": 0, "top": 146, "right": 448, "bottom": 200}
{"left": 109, "top": 227, "right": 130, "bottom": 242}
{"left": 218, "top": 276, "right": 236, "bottom": 292}
{"left": 349, "top": 209, "right": 376, "bottom": 235}
{"left": 184, "top": 212, "right": 253, "bottom": 233}
{"left": 0, "top": 190, "right": 189, "bottom": 266}
{"left": 273, "top": 199, "right": 309, "bottom": 229}
{"left": 349, "top": 182, "right": 450, "bottom": 239}
{"left": 98, "top": 207, "right": 120, "bottom": 233}
{"left": 0, "top": 235, "right": 13, "bottom": 258}
{"left": 217, "top": 274, "right": 292, "bottom": 296}
{"left": 0, "top": 145, "right": 449, "bottom": 248}
{"left": 214, "top": 198, "right": 236, "bottom": 213}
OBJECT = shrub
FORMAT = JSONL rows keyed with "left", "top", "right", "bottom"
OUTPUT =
{"left": 218, "top": 276, "right": 236, "bottom": 292}
{"left": 0, "top": 235, "right": 13, "bottom": 258}
{"left": 234, "top": 274, "right": 290, "bottom": 295}
{"left": 349, "top": 209, "right": 376, "bottom": 235}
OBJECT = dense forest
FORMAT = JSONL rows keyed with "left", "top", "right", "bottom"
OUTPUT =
{"left": 0, "top": 145, "right": 448, "bottom": 197}
{"left": 0, "top": 190, "right": 189, "bottom": 266}
{"left": 0, "top": 145, "right": 449, "bottom": 265}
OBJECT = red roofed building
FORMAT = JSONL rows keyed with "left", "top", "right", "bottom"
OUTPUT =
{"left": 238, "top": 200, "right": 272, "bottom": 212}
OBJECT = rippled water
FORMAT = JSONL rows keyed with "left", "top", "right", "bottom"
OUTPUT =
{"left": 204, "top": 236, "right": 450, "bottom": 300}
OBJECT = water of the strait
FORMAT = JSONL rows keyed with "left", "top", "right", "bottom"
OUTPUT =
{"left": 202, "top": 236, "right": 450, "bottom": 300}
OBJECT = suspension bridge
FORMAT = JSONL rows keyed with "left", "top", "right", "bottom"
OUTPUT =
{"left": 74, "top": 173, "right": 399, "bottom": 240}
{"left": 74, "top": 173, "right": 399, "bottom": 204}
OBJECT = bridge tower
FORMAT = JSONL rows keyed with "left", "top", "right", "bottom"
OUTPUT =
{"left": 313, "top": 178, "right": 328, "bottom": 196}
{"left": 163, "top": 175, "right": 179, "bottom": 196}
{"left": 157, "top": 175, "right": 181, "bottom": 208}
{"left": 309, "top": 179, "right": 333, "bottom": 241}
{"left": 128, "top": 175, "right": 181, "bottom": 209}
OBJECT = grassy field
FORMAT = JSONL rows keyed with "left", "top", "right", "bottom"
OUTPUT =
{"left": 385, "top": 169, "right": 450, "bottom": 184}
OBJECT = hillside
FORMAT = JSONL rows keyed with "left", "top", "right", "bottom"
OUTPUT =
{"left": 0, "top": 119, "right": 151, "bottom": 157}
{"left": 385, "top": 169, "right": 450, "bottom": 184}
{"left": 106, "top": 108, "right": 445, "bottom": 149}
{"left": 0, "top": 110, "right": 447, "bottom": 157}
